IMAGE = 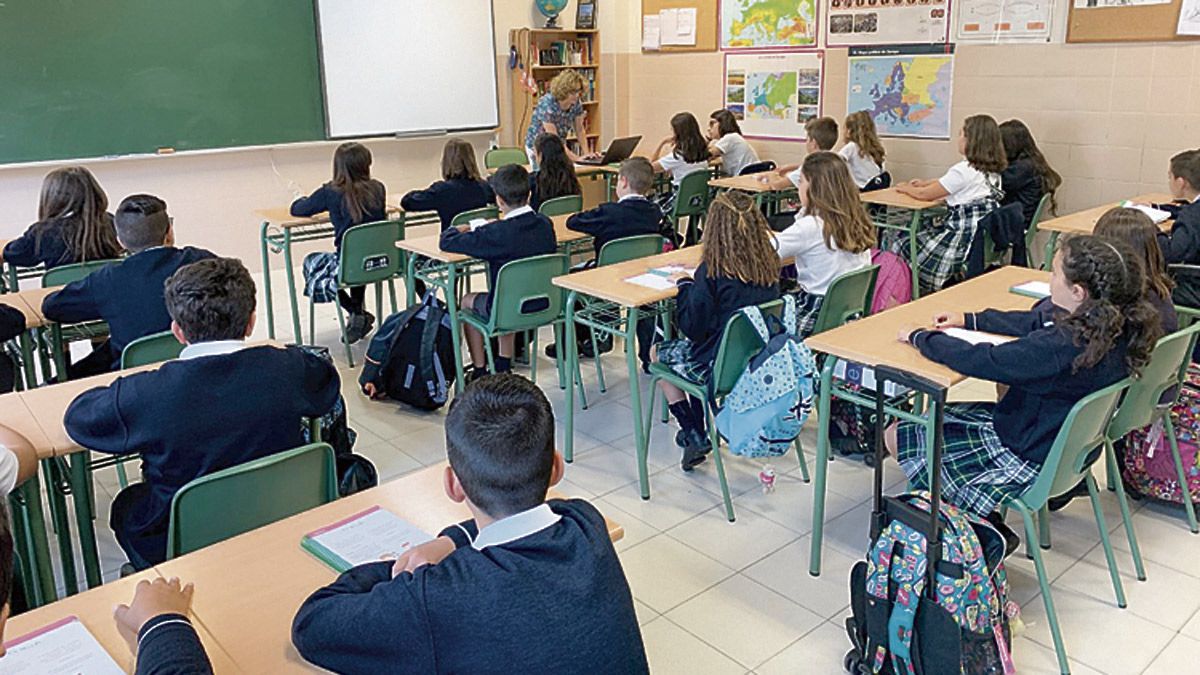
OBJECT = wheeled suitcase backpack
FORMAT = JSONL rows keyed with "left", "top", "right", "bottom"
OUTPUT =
{"left": 844, "top": 367, "right": 1014, "bottom": 675}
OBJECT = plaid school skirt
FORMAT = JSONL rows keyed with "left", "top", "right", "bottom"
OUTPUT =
{"left": 893, "top": 198, "right": 996, "bottom": 294}
{"left": 896, "top": 402, "right": 1040, "bottom": 517}
{"left": 792, "top": 289, "right": 824, "bottom": 338}
{"left": 303, "top": 251, "right": 339, "bottom": 304}
{"left": 656, "top": 337, "right": 711, "bottom": 384}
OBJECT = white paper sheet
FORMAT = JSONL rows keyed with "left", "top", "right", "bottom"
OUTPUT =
{"left": 306, "top": 507, "right": 433, "bottom": 568}
{"left": 943, "top": 327, "right": 1015, "bottom": 346}
{"left": 625, "top": 273, "right": 676, "bottom": 291}
{"left": 1121, "top": 201, "right": 1172, "bottom": 224}
{"left": 642, "top": 15, "right": 661, "bottom": 50}
{"left": 660, "top": 9, "right": 680, "bottom": 45}
{"left": 468, "top": 218, "right": 489, "bottom": 231}
{"left": 2, "top": 617, "right": 123, "bottom": 675}
{"left": 1010, "top": 280, "right": 1051, "bottom": 298}
{"left": 677, "top": 8, "right": 698, "bottom": 45}
{"left": 1180, "top": 0, "right": 1200, "bottom": 35}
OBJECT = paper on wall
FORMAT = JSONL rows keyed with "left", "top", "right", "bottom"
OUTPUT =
{"left": 1179, "top": 0, "right": 1200, "bottom": 36}
{"left": 660, "top": 9, "right": 680, "bottom": 45}
{"left": 642, "top": 15, "right": 661, "bottom": 50}
{"left": 677, "top": 8, "right": 698, "bottom": 45}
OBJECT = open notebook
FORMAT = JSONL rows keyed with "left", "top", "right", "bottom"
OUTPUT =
{"left": 302, "top": 506, "right": 433, "bottom": 573}
{"left": 625, "top": 264, "right": 697, "bottom": 291}
{"left": 3, "top": 616, "right": 122, "bottom": 674}
{"left": 1009, "top": 280, "right": 1050, "bottom": 300}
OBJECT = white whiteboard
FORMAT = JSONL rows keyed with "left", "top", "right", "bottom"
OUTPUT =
{"left": 315, "top": 0, "right": 499, "bottom": 138}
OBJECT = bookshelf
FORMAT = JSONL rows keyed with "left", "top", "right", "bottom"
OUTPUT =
{"left": 509, "top": 28, "right": 601, "bottom": 155}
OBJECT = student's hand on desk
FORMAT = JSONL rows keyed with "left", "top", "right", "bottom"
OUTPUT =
{"left": 392, "top": 536, "right": 456, "bottom": 576}
{"left": 932, "top": 312, "right": 965, "bottom": 329}
{"left": 114, "top": 577, "right": 195, "bottom": 652}
{"left": 897, "top": 324, "right": 925, "bottom": 343}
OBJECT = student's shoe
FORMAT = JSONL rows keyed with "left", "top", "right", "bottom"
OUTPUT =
{"left": 984, "top": 511, "right": 1021, "bottom": 558}
{"left": 544, "top": 340, "right": 603, "bottom": 360}
{"left": 680, "top": 429, "right": 710, "bottom": 472}
{"left": 1047, "top": 479, "right": 1089, "bottom": 512}
{"left": 343, "top": 313, "right": 369, "bottom": 344}
{"left": 465, "top": 366, "right": 490, "bottom": 385}
{"left": 362, "top": 311, "right": 376, "bottom": 334}
{"left": 594, "top": 335, "right": 614, "bottom": 355}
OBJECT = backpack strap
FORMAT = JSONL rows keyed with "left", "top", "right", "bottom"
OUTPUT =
{"left": 780, "top": 294, "right": 799, "bottom": 336}
{"left": 741, "top": 305, "right": 772, "bottom": 344}
{"left": 885, "top": 533, "right": 928, "bottom": 675}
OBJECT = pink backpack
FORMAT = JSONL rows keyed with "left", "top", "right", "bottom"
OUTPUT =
{"left": 870, "top": 249, "right": 912, "bottom": 315}
{"left": 1123, "top": 364, "right": 1200, "bottom": 506}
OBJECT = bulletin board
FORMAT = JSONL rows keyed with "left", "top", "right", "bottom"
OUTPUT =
{"left": 641, "top": 0, "right": 718, "bottom": 52}
{"left": 1067, "top": 0, "right": 1198, "bottom": 43}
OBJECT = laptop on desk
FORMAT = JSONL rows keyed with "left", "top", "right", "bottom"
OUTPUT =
{"left": 575, "top": 135, "right": 642, "bottom": 166}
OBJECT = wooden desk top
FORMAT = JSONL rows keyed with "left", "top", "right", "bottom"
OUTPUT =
{"left": 0, "top": 393, "right": 55, "bottom": 462}
{"left": 553, "top": 247, "right": 702, "bottom": 307}
{"left": 0, "top": 290, "right": 45, "bottom": 329}
{"left": 396, "top": 213, "right": 586, "bottom": 264}
{"left": 804, "top": 266, "right": 1049, "bottom": 388}
{"left": 860, "top": 187, "right": 942, "bottom": 211}
{"left": 486, "top": 164, "right": 613, "bottom": 176}
{"left": 154, "top": 463, "right": 620, "bottom": 674}
{"left": 707, "top": 172, "right": 787, "bottom": 193}
{"left": 1037, "top": 193, "right": 1174, "bottom": 235}
{"left": 255, "top": 196, "right": 405, "bottom": 229}
{"left": 4, "top": 569, "right": 241, "bottom": 674}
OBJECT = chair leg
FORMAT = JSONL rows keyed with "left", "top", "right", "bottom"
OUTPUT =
{"left": 483, "top": 333, "right": 495, "bottom": 373}
{"left": 334, "top": 302, "right": 354, "bottom": 367}
{"left": 388, "top": 279, "right": 398, "bottom": 314}
{"left": 1106, "top": 439, "right": 1146, "bottom": 581}
{"left": 374, "top": 282, "right": 383, "bottom": 322}
{"left": 1164, "top": 415, "right": 1200, "bottom": 533}
{"left": 530, "top": 330, "right": 539, "bottom": 384}
{"left": 707, "top": 407, "right": 736, "bottom": 522}
{"left": 115, "top": 461, "right": 129, "bottom": 490}
{"left": 1015, "top": 502, "right": 1072, "bottom": 675}
{"left": 589, "top": 325, "right": 607, "bottom": 394}
{"left": 1038, "top": 503, "right": 1052, "bottom": 550}
{"left": 308, "top": 299, "right": 316, "bottom": 346}
{"left": 794, "top": 436, "right": 811, "bottom": 483}
{"left": 1085, "top": 473, "right": 1127, "bottom": 608}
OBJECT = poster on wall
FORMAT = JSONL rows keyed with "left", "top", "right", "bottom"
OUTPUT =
{"left": 721, "top": 0, "right": 819, "bottom": 49}
{"left": 956, "top": 0, "right": 1054, "bottom": 41}
{"left": 723, "top": 51, "right": 823, "bottom": 140}
{"left": 1180, "top": 0, "right": 1200, "bottom": 34}
{"left": 847, "top": 44, "right": 954, "bottom": 139}
{"left": 825, "top": 0, "right": 949, "bottom": 47}
{"left": 1073, "top": 0, "right": 1168, "bottom": 7}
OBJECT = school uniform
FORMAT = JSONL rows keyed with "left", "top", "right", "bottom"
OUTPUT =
{"left": 400, "top": 178, "right": 493, "bottom": 231}
{"left": 896, "top": 309, "right": 1131, "bottom": 516}
{"left": 134, "top": 614, "right": 214, "bottom": 675}
{"left": 1155, "top": 197, "right": 1200, "bottom": 265}
{"left": 837, "top": 142, "right": 884, "bottom": 189}
{"left": 1000, "top": 157, "right": 1044, "bottom": 227}
{"left": 291, "top": 498, "right": 649, "bottom": 675}
{"left": 64, "top": 343, "right": 340, "bottom": 568}
{"left": 656, "top": 151, "right": 709, "bottom": 215}
{"left": 0, "top": 302, "right": 23, "bottom": 393}
{"left": 528, "top": 172, "right": 581, "bottom": 213}
{"left": 713, "top": 132, "right": 759, "bottom": 177}
{"left": 3, "top": 215, "right": 120, "bottom": 270}
{"left": 657, "top": 262, "right": 779, "bottom": 382}
{"left": 293, "top": 181, "right": 387, "bottom": 313}
{"left": 773, "top": 213, "right": 871, "bottom": 336}
{"left": 566, "top": 194, "right": 664, "bottom": 260}
{"left": 42, "top": 246, "right": 215, "bottom": 375}
{"left": 439, "top": 205, "right": 557, "bottom": 317}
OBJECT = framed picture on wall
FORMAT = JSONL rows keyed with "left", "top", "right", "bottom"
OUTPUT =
{"left": 577, "top": 0, "right": 596, "bottom": 29}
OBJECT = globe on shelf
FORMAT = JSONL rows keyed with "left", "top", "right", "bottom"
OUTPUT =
{"left": 535, "top": 0, "right": 568, "bottom": 28}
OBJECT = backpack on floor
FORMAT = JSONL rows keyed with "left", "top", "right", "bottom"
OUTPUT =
{"left": 296, "top": 345, "right": 377, "bottom": 497}
{"left": 715, "top": 295, "right": 816, "bottom": 458}
{"left": 359, "top": 292, "right": 456, "bottom": 411}
{"left": 1122, "top": 363, "right": 1200, "bottom": 506}
{"left": 869, "top": 249, "right": 912, "bottom": 315}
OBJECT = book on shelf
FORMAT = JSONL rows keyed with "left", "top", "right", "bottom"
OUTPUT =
{"left": 536, "top": 38, "right": 593, "bottom": 67}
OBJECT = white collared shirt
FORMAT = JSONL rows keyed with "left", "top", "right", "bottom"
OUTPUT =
{"left": 471, "top": 503, "right": 561, "bottom": 551}
{"left": 618, "top": 194, "right": 649, "bottom": 203}
{"left": 502, "top": 205, "right": 535, "bottom": 219}
{"left": 179, "top": 339, "right": 247, "bottom": 361}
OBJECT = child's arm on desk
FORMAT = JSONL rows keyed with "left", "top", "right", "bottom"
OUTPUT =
{"left": 115, "top": 577, "right": 214, "bottom": 675}
{"left": 41, "top": 274, "right": 103, "bottom": 324}
{"left": 290, "top": 185, "right": 333, "bottom": 218}
{"left": 894, "top": 179, "right": 948, "bottom": 201}
{"left": 900, "top": 323, "right": 1067, "bottom": 387}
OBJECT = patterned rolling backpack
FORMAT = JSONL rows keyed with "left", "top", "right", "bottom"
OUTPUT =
{"left": 1121, "top": 363, "right": 1200, "bottom": 506}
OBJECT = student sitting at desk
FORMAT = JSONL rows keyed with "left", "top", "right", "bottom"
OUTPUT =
{"left": 292, "top": 373, "right": 648, "bottom": 675}
{"left": 64, "top": 258, "right": 340, "bottom": 570}
{"left": 292, "top": 142, "right": 387, "bottom": 344}
{"left": 1152, "top": 150, "right": 1200, "bottom": 304}
{"left": 887, "top": 236, "right": 1159, "bottom": 527}
{"left": 400, "top": 138, "right": 493, "bottom": 231}
{"left": 529, "top": 133, "right": 581, "bottom": 212}
{"left": 440, "top": 165, "right": 556, "bottom": 383}
{"left": 998, "top": 119, "right": 1060, "bottom": 230}
{"left": 651, "top": 112, "right": 710, "bottom": 215}
{"left": 839, "top": 111, "right": 887, "bottom": 191}
{"left": 42, "top": 195, "right": 215, "bottom": 380}
{"left": 707, "top": 109, "right": 760, "bottom": 178}
{"left": 3, "top": 167, "right": 123, "bottom": 272}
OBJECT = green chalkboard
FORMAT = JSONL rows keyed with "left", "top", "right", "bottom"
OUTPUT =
{"left": 0, "top": 0, "right": 327, "bottom": 164}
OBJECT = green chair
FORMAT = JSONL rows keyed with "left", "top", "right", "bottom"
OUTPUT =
{"left": 644, "top": 299, "right": 804, "bottom": 522}
{"left": 41, "top": 259, "right": 118, "bottom": 287}
{"left": 538, "top": 195, "right": 583, "bottom": 217}
{"left": 809, "top": 265, "right": 879, "bottom": 336}
{"left": 42, "top": 259, "right": 121, "bottom": 381}
{"left": 1000, "top": 378, "right": 1131, "bottom": 675}
{"left": 668, "top": 169, "right": 713, "bottom": 246}
{"left": 309, "top": 218, "right": 404, "bottom": 366}
{"left": 450, "top": 206, "right": 500, "bottom": 227}
{"left": 120, "top": 330, "right": 184, "bottom": 369}
{"left": 484, "top": 147, "right": 529, "bottom": 170}
{"left": 1026, "top": 193, "right": 1051, "bottom": 269}
{"left": 458, "top": 254, "right": 569, "bottom": 384}
{"left": 165, "top": 443, "right": 338, "bottom": 559}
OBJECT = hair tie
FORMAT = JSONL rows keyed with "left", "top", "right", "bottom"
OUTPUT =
{"left": 1101, "top": 240, "right": 1124, "bottom": 267}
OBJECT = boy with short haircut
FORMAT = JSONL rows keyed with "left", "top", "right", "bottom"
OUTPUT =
{"left": 1153, "top": 149, "right": 1200, "bottom": 312}
{"left": 292, "top": 373, "right": 648, "bottom": 675}
{"left": 760, "top": 117, "right": 842, "bottom": 195}
{"left": 805, "top": 116, "right": 840, "bottom": 152}
{"left": 65, "top": 258, "right": 340, "bottom": 570}
{"left": 42, "top": 194, "right": 215, "bottom": 379}
{"left": 440, "top": 164, "right": 556, "bottom": 381}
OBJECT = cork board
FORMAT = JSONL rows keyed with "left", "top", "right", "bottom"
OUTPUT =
{"left": 641, "top": 0, "right": 718, "bottom": 52}
{"left": 1067, "top": 0, "right": 1198, "bottom": 43}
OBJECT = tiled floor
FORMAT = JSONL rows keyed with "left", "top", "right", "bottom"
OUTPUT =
{"left": 55, "top": 271, "right": 1200, "bottom": 674}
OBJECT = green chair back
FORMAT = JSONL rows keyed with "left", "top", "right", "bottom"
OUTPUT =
{"left": 487, "top": 254, "right": 569, "bottom": 333}
{"left": 597, "top": 235, "right": 665, "bottom": 267}
{"left": 120, "top": 330, "right": 183, "bottom": 369}
{"left": 485, "top": 147, "right": 529, "bottom": 170}
{"left": 337, "top": 218, "right": 404, "bottom": 288}
{"left": 450, "top": 206, "right": 500, "bottom": 228}
{"left": 1020, "top": 379, "right": 1130, "bottom": 509}
{"left": 670, "top": 169, "right": 713, "bottom": 220}
{"left": 1024, "top": 193, "right": 1052, "bottom": 266}
{"left": 1108, "top": 324, "right": 1200, "bottom": 439}
{"left": 166, "top": 443, "right": 338, "bottom": 559}
{"left": 710, "top": 299, "right": 784, "bottom": 397}
{"left": 41, "top": 259, "right": 120, "bottom": 287}
{"left": 810, "top": 265, "right": 879, "bottom": 335}
{"left": 538, "top": 194, "right": 583, "bottom": 217}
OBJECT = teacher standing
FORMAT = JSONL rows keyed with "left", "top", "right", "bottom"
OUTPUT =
{"left": 525, "top": 70, "right": 589, "bottom": 168}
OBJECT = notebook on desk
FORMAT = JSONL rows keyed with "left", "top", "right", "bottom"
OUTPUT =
{"left": 576, "top": 135, "right": 642, "bottom": 166}
{"left": 1009, "top": 280, "right": 1051, "bottom": 300}
{"left": 3, "top": 616, "right": 122, "bottom": 674}
{"left": 301, "top": 506, "right": 433, "bottom": 573}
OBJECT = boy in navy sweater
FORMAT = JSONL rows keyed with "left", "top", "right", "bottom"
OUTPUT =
{"left": 1153, "top": 149, "right": 1200, "bottom": 306}
{"left": 64, "top": 258, "right": 340, "bottom": 569}
{"left": 42, "top": 195, "right": 214, "bottom": 379}
{"left": 292, "top": 373, "right": 647, "bottom": 675}
{"left": 440, "top": 165, "right": 556, "bottom": 381}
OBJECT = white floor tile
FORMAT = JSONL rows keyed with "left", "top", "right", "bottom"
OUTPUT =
{"left": 1144, "top": 633, "right": 1200, "bottom": 674}
{"left": 1010, "top": 635, "right": 1105, "bottom": 675}
{"left": 756, "top": 621, "right": 851, "bottom": 675}
{"left": 640, "top": 618, "right": 745, "bottom": 675}
{"left": 743, "top": 537, "right": 858, "bottom": 621}
{"left": 732, "top": 471, "right": 863, "bottom": 536}
{"left": 667, "top": 503, "right": 800, "bottom": 571}
{"left": 600, "top": 471, "right": 724, "bottom": 532}
{"left": 1056, "top": 546, "right": 1200, "bottom": 632}
{"left": 618, "top": 535, "right": 735, "bottom": 613}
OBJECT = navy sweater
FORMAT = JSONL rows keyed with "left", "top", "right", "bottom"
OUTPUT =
{"left": 134, "top": 614, "right": 213, "bottom": 675}
{"left": 439, "top": 209, "right": 557, "bottom": 300}
{"left": 0, "top": 303, "right": 23, "bottom": 342}
{"left": 42, "top": 246, "right": 215, "bottom": 368}
{"left": 292, "top": 499, "right": 648, "bottom": 675}
{"left": 675, "top": 262, "right": 779, "bottom": 367}
{"left": 64, "top": 345, "right": 339, "bottom": 565}
{"left": 3, "top": 215, "right": 120, "bottom": 270}
{"left": 1000, "top": 158, "right": 1044, "bottom": 227}
{"left": 401, "top": 178, "right": 493, "bottom": 231}
{"left": 291, "top": 181, "right": 388, "bottom": 249}
{"left": 1155, "top": 199, "right": 1200, "bottom": 265}
{"left": 911, "top": 309, "right": 1131, "bottom": 464}
{"left": 566, "top": 197, "right": 664, "bottom": 260}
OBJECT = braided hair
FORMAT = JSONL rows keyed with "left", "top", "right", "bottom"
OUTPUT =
{"left": 1057, "top": 235, "right": 1160, "bottom": 375}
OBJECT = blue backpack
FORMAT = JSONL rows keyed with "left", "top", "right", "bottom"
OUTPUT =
{"left": 715, "top": 295, "right": 816, "bottom": 458}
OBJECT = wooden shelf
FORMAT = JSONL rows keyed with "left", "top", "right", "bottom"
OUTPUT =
{"left": 529, "top": 28, "right": 598, "bottom": 34}
{"left": 510, "top": 27, "right": 601, "bottom": 155}
{"left": 531, "top": 64, "right": 598, "bottom": 70}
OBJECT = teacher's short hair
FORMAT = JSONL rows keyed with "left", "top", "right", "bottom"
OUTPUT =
{"left": 491, "top": 164, "right": 531, "bottom": 207}
{"left": 549, "top": 70, "right": 586, "bottom": 100}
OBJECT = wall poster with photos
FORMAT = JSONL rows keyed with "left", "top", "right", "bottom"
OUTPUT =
{"left": 723, "top": 51, "right": 823, "bottom": 140}
{"left": 825, "top": 0, "right": 951, "bottom": 46}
